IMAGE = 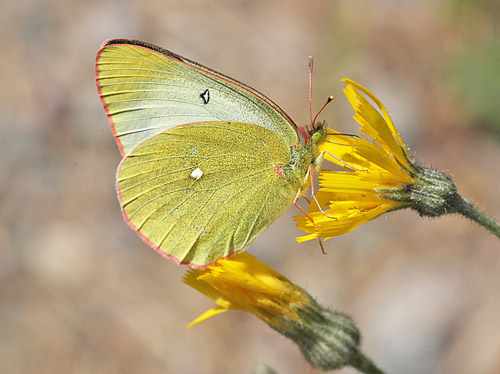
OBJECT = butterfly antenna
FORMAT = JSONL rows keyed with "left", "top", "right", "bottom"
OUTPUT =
{"left": 308, "top": 56, "right": 314, "bottom": 126}
{"left": 312, "top": 95, "right": 335, "bottom": 126}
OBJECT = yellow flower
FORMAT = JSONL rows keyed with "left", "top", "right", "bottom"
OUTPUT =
{"left": 296, "top": 79, "right": 418, "bottom": 241}
{"left": 183, "top": 252, "right": 310, "bottom": 329}
{"left": 184, "top": 252, "right": 382, "bottom": 372}
{"left": 294, "top": 78, "right": 500, "bottom": 244}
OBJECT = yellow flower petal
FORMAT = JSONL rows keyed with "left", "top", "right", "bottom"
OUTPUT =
{"left": 353, "top": 140, "right": 413, "bottom": 181}
{"left": 187, "top": 306, "right": 227, "bottom": 328}
{"left": 318, "top": 172, "right": 388, "bottom": 196}
{"left": 183, "top": 253, "right": 312, "bottom": 328}
{"left": 296, "top": 202, "right": 400, "bottom": 240}
{"left": 345, "top": 86, "right": 404, "bottom": 161}
{"left": 342, "top": 78, "right": 410, "bottom": 166}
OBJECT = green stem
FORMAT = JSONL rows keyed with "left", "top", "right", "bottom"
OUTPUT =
{"left": 455, "top": 194, "right": 500, "bottom": 239}
{"left": 351, "top": 353, "right": 385, "bottom": 374}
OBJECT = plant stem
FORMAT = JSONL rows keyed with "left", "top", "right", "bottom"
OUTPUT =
{"left": 455, "top": 194, "right": 500, "bottom": 239}
{"left": 351, "top": 353, "right": 385, "bottom": 374}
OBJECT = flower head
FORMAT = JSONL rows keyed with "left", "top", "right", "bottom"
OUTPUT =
{"left": 184, "top": 252, "right": 381, "bottom": 372}
{"left": 296, "top": 79, "right": 460, "bottom": 242}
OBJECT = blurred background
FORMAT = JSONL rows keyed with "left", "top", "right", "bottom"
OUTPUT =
{"left": 1, "top": 0, "right": 500, "bottom": 373}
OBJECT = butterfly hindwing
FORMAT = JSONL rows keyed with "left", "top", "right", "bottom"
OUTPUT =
{"left": 117, "top": 121, "right": 298, "bottom": 268}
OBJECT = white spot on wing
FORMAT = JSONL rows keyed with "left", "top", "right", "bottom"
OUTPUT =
{"left": 190, "top": 167, "right": 203, "bottom": 180}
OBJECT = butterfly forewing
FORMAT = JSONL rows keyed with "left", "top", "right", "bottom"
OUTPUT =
{"left": 96, "top": 39, "right": 299, "bottom": 155}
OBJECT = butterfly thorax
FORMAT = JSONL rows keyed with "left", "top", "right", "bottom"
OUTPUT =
{"left": 282, "top": 123, "right": 327, "bottom": 190}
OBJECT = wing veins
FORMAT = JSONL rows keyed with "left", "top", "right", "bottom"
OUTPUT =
{"left": 239, "top": 182, "right": 273, "bottom": 245}
{"left": 102, "top": 46, "right": 293, "bottom": 137}
{"left": 123, "top": 164, "right": 271, "bottom": 220}
{"left": 211, "top": 178, "right": 271, "bottom": 256}
{"left": 177, "top": 174, "right": 270, "bottom": 259}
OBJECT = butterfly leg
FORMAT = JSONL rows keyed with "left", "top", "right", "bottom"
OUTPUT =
{"left": 321, "top": 149, "right": 368, "bottom": 172}
{"left": 308, "top": 165, "right": 337, "bottom": 221}
{"left": 293, "top": 181, "right": 325, "bottom": 255}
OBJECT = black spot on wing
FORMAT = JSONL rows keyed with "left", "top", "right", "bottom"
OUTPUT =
{"left": 200, "top": 89, "right": 210, "bottom": 105}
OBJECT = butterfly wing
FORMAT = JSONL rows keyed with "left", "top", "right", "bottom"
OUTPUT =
{"left": 118, "top": 121, "right": 298, "bottom": 268}
{"left": 96, "top": 39, "right": 299, "bottom": 156}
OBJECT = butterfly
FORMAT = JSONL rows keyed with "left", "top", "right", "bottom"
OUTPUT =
{"left": 95, "top": 39, "right": 327, "bottom": 268}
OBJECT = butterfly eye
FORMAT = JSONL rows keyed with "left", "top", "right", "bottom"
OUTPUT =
{"left": 312, "top": 131, "right": 323, "bottom": 144}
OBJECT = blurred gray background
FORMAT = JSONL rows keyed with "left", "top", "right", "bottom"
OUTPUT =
{"left": 1, "top": 0, "right": 500, "bottom": 373}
